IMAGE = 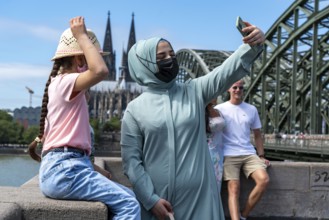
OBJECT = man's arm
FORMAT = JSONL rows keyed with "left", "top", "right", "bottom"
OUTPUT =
{"left": 253, "top": 128, "right": 270, "bottom": 167}
{"left": 253, "top": 129, "right": 264, "bottom": 157}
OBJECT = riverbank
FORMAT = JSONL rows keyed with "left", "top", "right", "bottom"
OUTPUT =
{"left": 0, "top": 147, "right": 28, "bottom": 155}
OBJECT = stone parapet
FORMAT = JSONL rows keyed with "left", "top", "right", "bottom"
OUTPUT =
{"left": 0, "top": 203, "right": 21, "bottom": 220}
{"left": 0, "top": 158, "right": 328, "bottom": 219}
{"left": 221, "top": 161, "right": 329, "bottom": 219}
{"left": 0, "top": 184, "right": 107, "bottom": 220}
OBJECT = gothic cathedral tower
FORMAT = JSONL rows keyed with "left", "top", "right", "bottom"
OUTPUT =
{"left": 89, "top": 12, "right": 142, "bottom": 121}
{"left": 118, "top": 13, "right": 136, "bottom": 83}
{"left": 103, "top": 11, "right": 116, "bottom": 81}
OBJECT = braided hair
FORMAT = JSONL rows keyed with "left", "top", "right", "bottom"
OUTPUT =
{"left": 27, "top": 57, "right": 73, "bottom": 162}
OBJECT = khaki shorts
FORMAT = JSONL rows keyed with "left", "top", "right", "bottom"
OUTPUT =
{"left": 223, "top": 154, "right": 267, "bottom": 180}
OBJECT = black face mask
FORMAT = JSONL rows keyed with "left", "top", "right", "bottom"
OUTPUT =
{"left": 155, "top": 57, "right": 179, "bottom": 83}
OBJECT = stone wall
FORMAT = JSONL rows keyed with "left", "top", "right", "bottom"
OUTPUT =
{"left": 0, "top": 158, "right": 328, "bottom": 219}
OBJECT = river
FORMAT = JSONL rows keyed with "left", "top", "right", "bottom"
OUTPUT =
{"left": 0, "top": 154, "right": 40, "bottom": 187}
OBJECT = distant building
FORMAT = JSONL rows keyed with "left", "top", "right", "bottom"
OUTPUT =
{"left": 90, "top": 12, "right": 144, "bottom": 122}
{"left": 13, "top": 106, "right": 41, "bottom": 128}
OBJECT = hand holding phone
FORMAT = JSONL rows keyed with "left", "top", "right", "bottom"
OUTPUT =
{"left": 236, "top": 16, "right": 248, "bottom": 36}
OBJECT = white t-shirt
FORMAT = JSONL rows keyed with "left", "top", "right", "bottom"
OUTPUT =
{"left": 215, "top": 101, "right": 261, "bottom": 156}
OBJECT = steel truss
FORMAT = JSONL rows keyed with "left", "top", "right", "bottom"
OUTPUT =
{"left": 176, "top": 0, "right": 329, "bottom": 134}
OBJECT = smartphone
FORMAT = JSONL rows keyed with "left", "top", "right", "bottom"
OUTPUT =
{"left": 236, "top": 16, "right": 248, "bottom": 36}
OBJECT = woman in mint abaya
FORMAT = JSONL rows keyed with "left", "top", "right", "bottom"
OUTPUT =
{"left": 121, "top": 21, "right": 265, "bottom": 220}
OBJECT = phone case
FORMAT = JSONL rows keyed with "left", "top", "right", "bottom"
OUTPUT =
{"left": 236, "top": 16, "right": 247, "bottom": 36}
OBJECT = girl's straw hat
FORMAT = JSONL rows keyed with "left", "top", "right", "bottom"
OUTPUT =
{"left": 51, "top": 28, "right": 109, "bottom": 61}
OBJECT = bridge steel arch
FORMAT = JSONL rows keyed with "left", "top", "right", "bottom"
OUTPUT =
{"left": 176, "top": 49, "right": 233, "bottom": 82}
{"left": 176, "top": 0, "right": 329, "bottom": 135}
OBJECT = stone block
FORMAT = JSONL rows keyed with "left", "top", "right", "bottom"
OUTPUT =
{"left": 101, "top": 157, "right": 132, "bottom": 188}
{"left": 0, "top": 202, "right": 22, "bottom": 220}
{"left": 309, "top": 163, "right": 329, "bottom": 190}
{"left": 295, "top": 191, "right": 329, "bottom": 218}
{"left": 266, "top": 162, "right": 309, "bottom": 190}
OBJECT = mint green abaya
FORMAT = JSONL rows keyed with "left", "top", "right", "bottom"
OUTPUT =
{"left": 121, "top": 37, "right": 262, "bottom": 220}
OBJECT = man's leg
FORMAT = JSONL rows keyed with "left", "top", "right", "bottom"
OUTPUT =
{"left": 241, "top": 169, "right": 269, "bottom": 218}
{"left": 227, "top": 179, "right": 241, "bottom": 220}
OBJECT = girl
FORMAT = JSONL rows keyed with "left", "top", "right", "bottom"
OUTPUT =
{"left": 28, "top": 16, "right": 140, "bottom": 220}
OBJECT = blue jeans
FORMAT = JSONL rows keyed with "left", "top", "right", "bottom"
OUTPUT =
{"left": 39, "top": 151, "right": 140, "bottom": 220}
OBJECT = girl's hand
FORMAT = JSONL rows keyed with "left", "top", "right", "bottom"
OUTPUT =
{"left": 70, "top": 16, "right": 87, "bottom": 40}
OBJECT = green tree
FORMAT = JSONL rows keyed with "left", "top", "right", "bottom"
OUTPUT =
{"left": 12, "top": 121, "right": 24, "bottom": 144}
{"left": 0, "top": 120, "right": 24, "bottom": 144}
{"left": 103, "top": 116, "right": 121, "bottom": 132}
{"left": 0, "top": 120, "right": 13, "bottom": 143}
{"left": 23, "top": 126, "right": 39, "bottom": 144}
{"left": 0, "top": 110, "right": 13, "bottom": 121}
{"left": 0, "top": 110, "right": 25, "bottom": 144}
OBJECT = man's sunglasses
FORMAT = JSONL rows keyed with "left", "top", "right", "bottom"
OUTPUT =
{"left": 232, "top": 86, "right": 244, "bottom": 90}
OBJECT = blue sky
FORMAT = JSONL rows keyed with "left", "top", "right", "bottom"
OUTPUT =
{"left": 0, "top": 0, "right": 294, "bottom": 110}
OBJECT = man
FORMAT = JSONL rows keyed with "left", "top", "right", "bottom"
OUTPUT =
{"left": 215, "top": 79, "right": 270, "bottom": 220}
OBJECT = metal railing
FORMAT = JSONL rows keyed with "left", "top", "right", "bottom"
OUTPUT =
{"left": 263, "top": 134, "right": 329, "bottom": 161}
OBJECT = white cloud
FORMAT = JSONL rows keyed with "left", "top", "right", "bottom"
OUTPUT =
{"left": 0, "top": 63, "right": 50, "bottom": 79}
{"left": 0, "top": 17, "right": 60, "bottom": 42}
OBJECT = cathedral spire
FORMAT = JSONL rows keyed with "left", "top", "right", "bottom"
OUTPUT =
{"left": 123, "top": 12, "right": 136, "bottom": 82}
{"left": 103, "top": 11, "right": 116, "bottom": 81}
{"left": 127, "top": 12, "right": 136, "bottom": 54}
{"left": 103, "top": 11, "right": 113, "bottom": 53}
{"left": 121, "top": 44, "right": 127, "bottom": 68}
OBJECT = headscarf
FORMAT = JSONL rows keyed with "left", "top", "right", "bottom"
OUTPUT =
{"left": 128, "top": 37, "right": 176, "bottom": 89}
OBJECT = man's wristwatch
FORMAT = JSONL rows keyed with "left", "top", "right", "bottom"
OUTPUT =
{"left": 258, "top": 154, "right": 265, "bottom": 158}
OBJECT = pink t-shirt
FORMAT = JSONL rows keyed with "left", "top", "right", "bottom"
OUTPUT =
{"left": 42, "top": 73, "right": 91, "bottom": 155}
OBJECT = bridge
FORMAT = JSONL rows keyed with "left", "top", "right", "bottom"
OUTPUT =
{"left": 263, "top": 134, "right": 329, "bottom": 162}
{"left": 176, "top": 0, "right": 329, "bottom": 136}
